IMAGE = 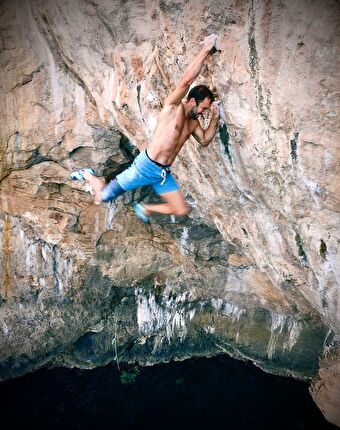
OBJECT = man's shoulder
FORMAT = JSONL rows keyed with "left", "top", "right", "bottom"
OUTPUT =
{"left": 160, "top": 102, "right": 184, "bottom": 115}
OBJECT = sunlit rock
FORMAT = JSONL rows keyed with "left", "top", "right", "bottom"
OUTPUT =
{"left": 0, "top": 0, "right": 339, "bottom": 425}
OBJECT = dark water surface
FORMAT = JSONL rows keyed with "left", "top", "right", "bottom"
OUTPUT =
{"left": 0, "top": 354, "right": 337, "bottom": 430}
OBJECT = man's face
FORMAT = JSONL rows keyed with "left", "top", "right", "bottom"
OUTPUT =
{"left": 188, "top": 97, "right": 212, "bottom": 120}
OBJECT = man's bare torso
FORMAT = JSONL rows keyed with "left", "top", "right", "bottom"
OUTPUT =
{"left": 147, "top": 103, "right": 198, "bottom": 165}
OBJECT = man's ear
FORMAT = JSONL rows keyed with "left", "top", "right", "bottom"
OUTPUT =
{"left": 188, "top": 97, "right": 196, "bottom": 107}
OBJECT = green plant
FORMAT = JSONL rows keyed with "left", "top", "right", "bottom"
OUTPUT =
{"left": 120, "top": 366, "right": 140, "bottom": 385}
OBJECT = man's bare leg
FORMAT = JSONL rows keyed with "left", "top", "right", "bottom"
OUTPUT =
{"left": 143, "top": 189, "right": 189, "bottom": 217}
{"left": 83, "top": 171, "right": 105, "bottom": 202}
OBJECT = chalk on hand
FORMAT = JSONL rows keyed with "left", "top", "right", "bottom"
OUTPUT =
{"left": 209, "top": 36, "right": 221, "bottom": 55}
{"left": 217, "top": 102, "right": 225, "bottom": 120}
{"left": 213, "top": 101, "right": 225, "bottom": 120}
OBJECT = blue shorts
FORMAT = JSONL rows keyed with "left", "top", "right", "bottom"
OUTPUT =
{"left": 100, "top": 150, "right": 180, "bottom": 202}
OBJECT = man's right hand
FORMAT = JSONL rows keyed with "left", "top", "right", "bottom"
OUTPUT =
{"left": 202, "top": 34, "right": 218, "bottom": 53}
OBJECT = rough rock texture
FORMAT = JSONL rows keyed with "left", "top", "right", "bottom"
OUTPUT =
{"left": 0, "top": 0, "right": 339, "bottom": 425}
{"left": 310, "top": 344, "right": 340, "bottom": 427}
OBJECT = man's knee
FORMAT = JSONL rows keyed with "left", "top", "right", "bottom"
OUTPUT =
{"left": 173, "top": 204, "right": 190, "bottom": 217}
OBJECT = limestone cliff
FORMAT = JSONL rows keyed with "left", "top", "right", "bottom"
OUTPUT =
{"left": 0, "top": 0, "right": 339, "bottom": 425}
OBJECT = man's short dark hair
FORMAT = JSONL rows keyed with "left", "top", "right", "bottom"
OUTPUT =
{"left": 187, "top": 85, "right": 215, "bottom": 105}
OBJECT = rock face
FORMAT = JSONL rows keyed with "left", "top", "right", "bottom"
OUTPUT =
{"left": 310, "top": 345, "right": 340, "bottom": 427}
{"left": 0, "top": 0, "right": 339, "bottom": 425}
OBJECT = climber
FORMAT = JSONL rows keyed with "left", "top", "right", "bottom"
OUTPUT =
{"left": 71, "top": 34, "right": 220, "bottom": 223}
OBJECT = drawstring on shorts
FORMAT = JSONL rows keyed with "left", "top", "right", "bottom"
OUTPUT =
{"left": 160, "top": 169, "right": 167, "bottom": 185}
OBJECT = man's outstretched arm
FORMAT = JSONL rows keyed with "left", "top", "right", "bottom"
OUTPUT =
{"left": 164, "top": 34, "right": 218, "bottom": 106}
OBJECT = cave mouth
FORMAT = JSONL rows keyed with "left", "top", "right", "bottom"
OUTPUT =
{"left": 0, "top": 354, "right": 335, "bottom": 429}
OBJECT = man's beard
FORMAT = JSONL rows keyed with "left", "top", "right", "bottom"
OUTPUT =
{"left": 188, "top": 108, "right": 202, "bottom": 120}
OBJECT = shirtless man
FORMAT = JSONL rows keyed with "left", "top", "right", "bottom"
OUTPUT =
{"left": 71, "top": 34, "right": 220, "bottom": 222}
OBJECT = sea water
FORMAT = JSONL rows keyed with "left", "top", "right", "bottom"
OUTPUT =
{"left": 0, "top": 354, "right": 336, "bottom": 430}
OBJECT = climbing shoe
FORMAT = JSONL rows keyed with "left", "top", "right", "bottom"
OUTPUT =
{"left": 133, "top": 203, "right": 150, "bottom": 223}
{"left": 70, "top": 168, "right": 95, "bottom": 181}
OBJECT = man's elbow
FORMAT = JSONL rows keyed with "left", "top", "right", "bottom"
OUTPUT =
{"left": 181, "top": 73, "right": 194, "bottom": 88}
{"left": 200, "top": 136, "right": 211, "bottom": 147}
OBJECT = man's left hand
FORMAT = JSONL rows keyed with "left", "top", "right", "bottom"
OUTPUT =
{"left": 211, "top": 101, "right": 220, "bottom": 119}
